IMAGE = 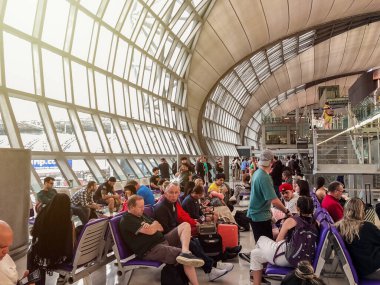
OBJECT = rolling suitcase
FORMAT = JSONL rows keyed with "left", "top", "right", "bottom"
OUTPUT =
{"left": 217, "top": 223, "right": 239, "bottom": 252}
{"left": 197, "top": 233, "right": 223, "bottom": 259}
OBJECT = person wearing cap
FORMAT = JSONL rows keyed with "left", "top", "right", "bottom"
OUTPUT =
{"left": 247, "top": 149, "right": 292, "bottom": 242}
{"left": 321, "top": 181, "right": 344, "bottom": 222}
{"left": 279, "top": 183, "right": 299, "bottom": 214}
{"left": 93, "top": 177, "right": 121, "bottom": 214}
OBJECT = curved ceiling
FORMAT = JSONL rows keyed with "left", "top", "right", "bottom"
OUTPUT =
{"left": 187, "top": 0, "right": 380, "bottom": 154}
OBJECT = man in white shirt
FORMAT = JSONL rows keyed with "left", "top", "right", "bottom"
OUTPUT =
{"left": 279, "top": 183, "right": 299, "bottom": 214}
{"left": 0, "top": 220, "right": 34, "bottom": 285}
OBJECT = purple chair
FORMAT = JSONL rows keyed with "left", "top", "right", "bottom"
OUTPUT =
{"left": 143, "top": 205, "right": 155, "bottom": 218}
{"left": 330, "top": 226, "right": 379, "bottom": 285}
{"left": 265, "top": 221, "right": 331, "bottom": 279}
{"left": 109, "top": 215, "right": 162, "bottom": 282}
{"left": 55, "top": 218, "right": 111, "bottom": 284}
{"left": 314, "top": 208, "right": 334, "bottom": 224}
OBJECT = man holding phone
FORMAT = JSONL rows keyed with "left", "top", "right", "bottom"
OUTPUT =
{"left": 0, "top": 220, "right": 36, "bottom": 285}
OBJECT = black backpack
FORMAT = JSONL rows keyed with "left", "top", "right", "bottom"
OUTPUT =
{"left": 234, "top": 210, "right": 251, "bottom": 231}
{"left": 161, "top": 264, "right": 188, "bottom": 285}
{"left": 284, "top": 215, "right": 318, "bottom": 267}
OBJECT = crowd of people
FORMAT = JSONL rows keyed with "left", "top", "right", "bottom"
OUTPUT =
{"left": 1, "top": 151, "right": 380, "bottom": 285}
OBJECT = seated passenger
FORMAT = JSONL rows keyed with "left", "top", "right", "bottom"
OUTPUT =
{"left": 119, "top": 195, "right": 203, "bottom": 285}
{"left": 250, "top": 196, "right": 319, "bottom": 285}
{"left": 0, "top": 220, "right": 35, "bottom": 285}
{"left": 321, "top": 181, "right": 344, "bottom": 222}
{"left": 127, "top": 180, "right": 155, "bottom": 206}
{"left": 281, "top": 260, "right": 326, "bottom": 285}
{"left": 294, "top": 180, "right": 311, "bottom": 197}
{"left": 335, "top": 198, "right": 380, "bottom": 280}
{"left": 279, "top": 183, "right": 299, "bottom": 214}
{"left": 93, "top": 177, "right": 121, "bottom": 214}
{"left": 182, "top": 185, "right": 217, "bottom": 223}
{"left": 230, "top": 173, "right": 251, "bottom": 204}
{"left": 36, "top": 176, "right": 57, "bottom": 212}
{"left": 28, "top": 193, "right": 75, "bottom": 285}
{"left": 315, "top": 177, "right": 327, "bottom": 203}
{"left": 150, "top": 167, "right": 160, "bottom": 191}
{"left": 70, "top": 181, "right": 101, "bottom": 225}
{"left": 120, "top": 184, "right": 137, "bottom": 212}
{"left": 154, "top": 181, "right": 233, "bottom": 281}
{"left": 282, "top": 169, "right": 293, "bottom": 184}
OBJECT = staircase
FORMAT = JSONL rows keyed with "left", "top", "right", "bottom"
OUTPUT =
{"left": 313, "top": 129, "right": 380, "bottom": 174}
{"left": 316, "top": 130, "right": 359, "bottom": 165}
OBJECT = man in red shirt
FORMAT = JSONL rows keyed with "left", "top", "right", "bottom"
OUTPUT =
{"left": 321, "top": 181, "right": 344, "bottom": 222}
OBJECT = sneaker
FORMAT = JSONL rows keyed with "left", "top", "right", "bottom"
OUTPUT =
{"left": 216, "top": 261, "right": 234, "bottom": 272}
{"left": 209, "top": 267, "right": 228, "bottom": 281}
{"left": 56, "top": 275, "right": 67, "bottom": 285}
{"left": 239, "top": 252, "right": 250, "bottom": 263}
{"left": 176, "top": 252, "right": 205, "bottom": 267}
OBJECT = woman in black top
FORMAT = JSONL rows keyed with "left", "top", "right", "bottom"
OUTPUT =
{"left": 335, "top": 198, "right": 380, "bottom": 279}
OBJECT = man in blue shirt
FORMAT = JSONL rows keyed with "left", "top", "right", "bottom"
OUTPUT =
{"left": 127, "top": 179, "right": 155, "bottom": 206}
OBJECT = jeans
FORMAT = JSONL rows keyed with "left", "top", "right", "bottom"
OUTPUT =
{"left": 71, "top": 204, "right": 90, "bottom": 225}
{"left": 190, "top": 238, "right": 214, "bottom": 273}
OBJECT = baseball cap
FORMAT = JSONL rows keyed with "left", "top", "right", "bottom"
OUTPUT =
{"left": 279, "top": 183, "right": 293, "bottom": 193}
{"left": 258, "top": 149, "right": 274, "bottom": 167}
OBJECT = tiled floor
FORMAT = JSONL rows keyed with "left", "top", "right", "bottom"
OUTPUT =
{"left": 38, "top": 204, "right": 354, "bottom": 284}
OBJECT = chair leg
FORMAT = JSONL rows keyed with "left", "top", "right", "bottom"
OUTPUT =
{"left": 83, "top": 275, "right": 92, "bottom": 285}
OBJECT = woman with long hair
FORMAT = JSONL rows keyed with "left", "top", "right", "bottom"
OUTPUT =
{"left": 29, "top": 193, "right": 74, "bottom": 285}
{"left": 295, "top": 180, "right": 311, "bottom": 197}
{"left": 250, "top": 196, "right": 319, "bottom": 285}
{"left": 335, "top": 198, "right": 380, "bottom": 280}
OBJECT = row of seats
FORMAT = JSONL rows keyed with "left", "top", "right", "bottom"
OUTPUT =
{"left": 265, "top": 191, "right": 378, "bottom": 285}
{"left": 54, "top": 207, "right": 161, "bottom": 284}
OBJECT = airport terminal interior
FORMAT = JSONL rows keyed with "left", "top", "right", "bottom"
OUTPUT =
{"left": 1, "top": 0, "right": 380, "bottom": 284}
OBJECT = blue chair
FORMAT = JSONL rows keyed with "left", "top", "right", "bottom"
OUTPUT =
{"left": 330, "top": 226, "right": 379, "bottom": 285}
{"left": 109, "top": 215, "right": 162, "bottom": 282}
{"left": 265, "top": 221, "right": 331, "bottom": 278}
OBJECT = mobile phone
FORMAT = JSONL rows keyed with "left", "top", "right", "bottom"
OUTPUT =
{"left": 18, "top": 269, "right": 41, "bottom": 285}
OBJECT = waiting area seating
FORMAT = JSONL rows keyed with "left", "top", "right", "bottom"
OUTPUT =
{"left": 109, "top": 214, "right": 162, "bottom": 282}
{"left": 55, "top": 218, "right": 114, "bottom": 284}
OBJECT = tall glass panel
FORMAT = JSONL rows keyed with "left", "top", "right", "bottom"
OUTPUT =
{"left": 118, "top": 159, "right": 136, "bottom": 179}
{"left": 77, "top": 112, "right": 103, "bottom": 153}
{"left": 10, "top": 98, "right": 51, "bottom": 151}
{"left": 100, "top": 117, "right": 122, "bottom": 153}
{"left": 4, "top": 0, "right": 38, "bottom": 36}
{"left": 71, "top": 159, "right": 94, "bottom": 185}
{"left": 42, "top": 49, "right": 66, "bottom": 102}
{"left": 42, "top": 0, "right": 70, "bottom": 49}
{"left": 0, "top": 111, "right": 10, "bottom": 148}
{"left": 96, "top": 159, "right": 119, "bottom": 180}
{"left": 120, "top": 121, "right": 138, "bottom": 154}
{"left": 48, "top": 105, "right": 80, "bottom": 152}
{"left": 3, "top": 33, "right": 35, "bottom": 94}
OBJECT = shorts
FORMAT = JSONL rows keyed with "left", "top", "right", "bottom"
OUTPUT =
{"left": 143, "top": 228, "right": 182, "bottom": 264}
